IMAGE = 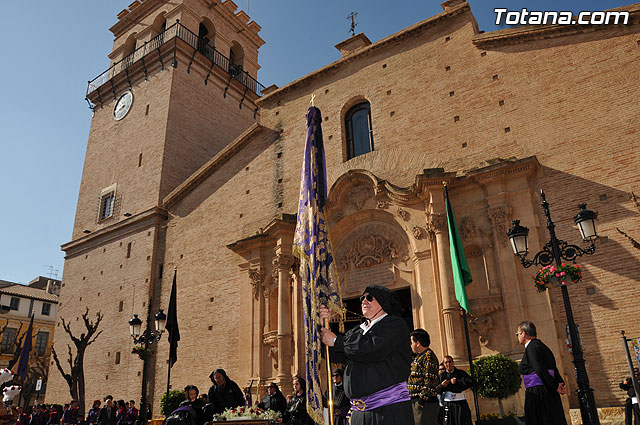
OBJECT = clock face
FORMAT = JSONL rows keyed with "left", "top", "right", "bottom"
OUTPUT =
{"left": 113, "top": 91, "right": 133, "bottom": 120}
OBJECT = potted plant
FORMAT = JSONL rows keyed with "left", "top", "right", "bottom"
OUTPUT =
{"left": 473, "top": 355, "right": 523, "bottom": 425}
{"left": 533, "top": 263, "right": 582, "bottom": 292}
{"left": 131, "top": 345, "right": 154, "bottom": 360}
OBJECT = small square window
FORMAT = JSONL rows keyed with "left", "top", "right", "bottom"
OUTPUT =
{"left": 9, "top": 297, "right": 19, "bottom": 311}
{"left": 99, "top": 192, "right": 115, "bottom": 220}
{"left": 97, "top": 184, "right": 117, "bottom": 221}
{"left": 1, "top": 328, "right": 17, "bottom": 353}
{"left": 42, "top": 303, "right": 51, "bottom": 316}
{"left": 35, "top": 332, "right": 49, "bottom": 355}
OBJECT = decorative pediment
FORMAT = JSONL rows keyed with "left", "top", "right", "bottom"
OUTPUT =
{"left": 336, "top": 223, "right": 409, "bottom": 271}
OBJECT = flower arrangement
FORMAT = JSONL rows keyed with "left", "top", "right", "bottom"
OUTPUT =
{"left": 131, "top": 346, "right": 154, "bottom": 360}
{"left": 218, "top": 406, "right": 280, "bottom": 421}
{"left": 533, "top": 263, "right": 582, "bottom": 292}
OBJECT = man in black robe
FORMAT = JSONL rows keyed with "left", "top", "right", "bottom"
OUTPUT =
{"left": 320, "top": 285, "right": 415, "bottom": 425}
{"left": 437, "top": 356, "right": 472, "bottom": 425}
{"left": 257, "top": 383, "right": 287, "bottom": 416}
{"left": 517, "top": 321, "right": 567, "bottom": 425}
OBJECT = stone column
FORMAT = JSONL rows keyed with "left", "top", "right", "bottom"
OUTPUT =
{"left": 427, "top": 207, "right": 465, "bottom": 360}
{"left": 273, "top": 254, "right": 294, "bottom": 389}
{"left": 263, "top": 281, "right": 272, "bottom": 333}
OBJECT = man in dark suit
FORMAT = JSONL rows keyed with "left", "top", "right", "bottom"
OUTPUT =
{"left": 517, "top": 321, "right": 567, "bottom": 425}
{"left": 620, "top": 369, "right": 640, "bottom": 425}
{"left": 97, "top": 396, "right": 118, "bottom": 425}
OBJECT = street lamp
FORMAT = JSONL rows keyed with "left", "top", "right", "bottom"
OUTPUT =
{"left": 507, "top": 189, "right": 600, "bottom": 425}
{"left": 129, "top": 302, "right": 166, "bottom": 425}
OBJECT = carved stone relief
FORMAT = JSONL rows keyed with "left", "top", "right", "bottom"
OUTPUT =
{"left": 349, "top": 185, "right": 372, "bottom": 211}
{"left": 468, "top": 315, "right": 494, "bottom": 347}
{"left": 468, "top": 296, "right": 504, "bottom": 346}
{"left": 487, "top": 205, "right": 511, "bottom": 245}
{"left": 262, "top": 330, "right": 278, "bottom": 369}
{"left": 333, "top": 210, "right": 344, "bottom": 223}
{"left": 426, "top": 213, "right": 447, "bottom": 235}
{"left": 397, "top": 208, "right": 410, "bottom": 221}
{"left": 412, "top": 225, "right": 425, "bottom": 240}
{"left": 272, "top": 254, "right": 294, "bottom": 279}
{"left": 465, "top": 245, "right": 484, "bottom": 258}
{"left": 248, "top": 268, "right": 263, "bottom": 300}
{"left": 336, "top": 224, "right": 409, "bottom": 271}
{"left": 377, "top": 200, "right": 390, "bottom": 209}
{"left": 460, "top": 217, "right": 476, "bottom": 240}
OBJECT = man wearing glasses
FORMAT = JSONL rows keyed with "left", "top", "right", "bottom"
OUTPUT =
{"left": 437, "top": 356, "right": 473, "bottom": 425}
{"left": 517, "top": 321, "right": 567, "bottom": 425}
{"left": 257, "top": 383, "right": 286, "bottom": 417}
{"left": 319, "top": 285, "right": 414, "bottom": 425}
{"left": 325, "top": 369, "right": 350, "bottom": 425}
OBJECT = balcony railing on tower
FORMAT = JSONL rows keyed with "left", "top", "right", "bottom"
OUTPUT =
{"left": 87, "top": 21, "right": 265, "bottom": 98}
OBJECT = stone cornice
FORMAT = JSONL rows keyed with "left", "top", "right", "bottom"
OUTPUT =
{"left": 327, "top": 157, "right": 539, "bottom": 207}
{"left": 256, "top": 1, "right": 471, "bottom": 106}
{"left": 473, "top": 3, "right": 640, "bottom": 48}
{"left": 163, "top": 124, "right": 277, "bottom": 208}
{"left": 61, "top": 207, "right": 168, "bottom": 258}
{"left": 227, "top": 214, "right": 296, "bottom": 254}
{"left": 110, "top": 0, "right": 165, "bottom": 37}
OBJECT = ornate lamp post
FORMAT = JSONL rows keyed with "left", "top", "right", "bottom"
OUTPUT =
{"left": 507, "top": 189, "right": 600, "bottom": 425}
{"left": 129, "top": 301, "right": 166, "bottom": 425}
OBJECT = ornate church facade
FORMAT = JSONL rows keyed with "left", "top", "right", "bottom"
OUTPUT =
{"left": 47, "top": 0, "right": 640, "bottom": 418}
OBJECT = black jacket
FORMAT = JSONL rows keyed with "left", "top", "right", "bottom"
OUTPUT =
{"left": 207, "top": 380, "right": 245, "bottom": 414}
{"left": 620, "top": 378, "right": 638, "bottom": 398}
{"left": 257, "top": 391, "right": 287, "bottom": 416}
{"left": 97, "top": 407, "right": 117, "bottom": 425}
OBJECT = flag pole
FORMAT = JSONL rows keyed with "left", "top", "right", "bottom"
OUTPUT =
{"left": 462, "top": 309, "right": 481, "bottom": 424}
{"left": 324, "top": 317, "right": 335, "bottom": 425}
{"left": 443, "top": 182, "right": 481, "bottom": 424}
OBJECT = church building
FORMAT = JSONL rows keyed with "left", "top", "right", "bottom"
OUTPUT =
{"left": 47, "top": 0, "right": 640, "bottom": 419}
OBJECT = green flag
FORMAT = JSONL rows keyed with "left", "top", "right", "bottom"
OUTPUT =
{"left": 444, "top": 185, "right": 472, "bottom": 312}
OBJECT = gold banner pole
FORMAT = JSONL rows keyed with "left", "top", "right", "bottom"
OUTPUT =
{"left": 324, "top": 317, "right": 335, "bottom": 425}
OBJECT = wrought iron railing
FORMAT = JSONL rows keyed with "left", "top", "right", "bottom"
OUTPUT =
{"left": 87, "top": 21, "right": 264, "bottom": 97}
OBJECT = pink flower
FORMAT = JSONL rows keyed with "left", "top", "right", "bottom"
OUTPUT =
{"left": 560, "top": 272, "right": 565, "bottom": 276}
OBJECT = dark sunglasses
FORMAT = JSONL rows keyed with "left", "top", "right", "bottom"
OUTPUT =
{"left": 360, "top": 294, "right": 374, "bottom": 303}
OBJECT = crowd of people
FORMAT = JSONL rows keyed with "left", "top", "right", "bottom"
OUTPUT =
{"left": 4, "top": 285, "right": 638, "bottom": 425}
{"left": 317, "top": 285, "right": 579, "bottom": 425}
{"left": 0, "top": 396, "right": 143, "bottom": 425}
{"left": 169, "top": 285, "right": 637, "bottom": 425}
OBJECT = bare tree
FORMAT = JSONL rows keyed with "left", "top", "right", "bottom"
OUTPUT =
{"left": 20, "top": 351, "right": 49, "bottom": 408}
{"left": 617, "top": 191, "right": 640, "bottom": 250}
{"left": 52, "top": 308, "right": 103, "bottom": 417}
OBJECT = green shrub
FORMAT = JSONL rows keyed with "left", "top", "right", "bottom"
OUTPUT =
{"left": 160, "top": 390, "right": 185, "bottom": 416}
{"left": 472, "top": 354, "right": 522, "bottom": 417}
{"left": 473, "top": 355, "right": 522, "bottom": 400}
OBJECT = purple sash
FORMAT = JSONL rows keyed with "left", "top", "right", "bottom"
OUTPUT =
{"left": 350, "top": 381, "right": 411, "bottom": 412}
{"left": 522, "top": 369, "right": 555, "bottom": 388}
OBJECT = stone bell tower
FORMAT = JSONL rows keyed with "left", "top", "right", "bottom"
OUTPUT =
{"left": 47, "top": 0, "right": 265, "bottom": 410}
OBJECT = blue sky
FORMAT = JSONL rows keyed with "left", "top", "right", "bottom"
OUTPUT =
{"left": 0, "top": 0, "right": 630, "bottom": 284}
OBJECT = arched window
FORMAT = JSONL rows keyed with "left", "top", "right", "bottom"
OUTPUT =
{"left": 198, "top": 19, "right": 217, "bottom": 60}
{"left": 345, "top": 102, "right": 374, "bottom": 159}
{"left": 229, "top": 42, "right": 245, "bottom": 80}
{"left": 122, "top": 34, "right": 137, "bottom": 68}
